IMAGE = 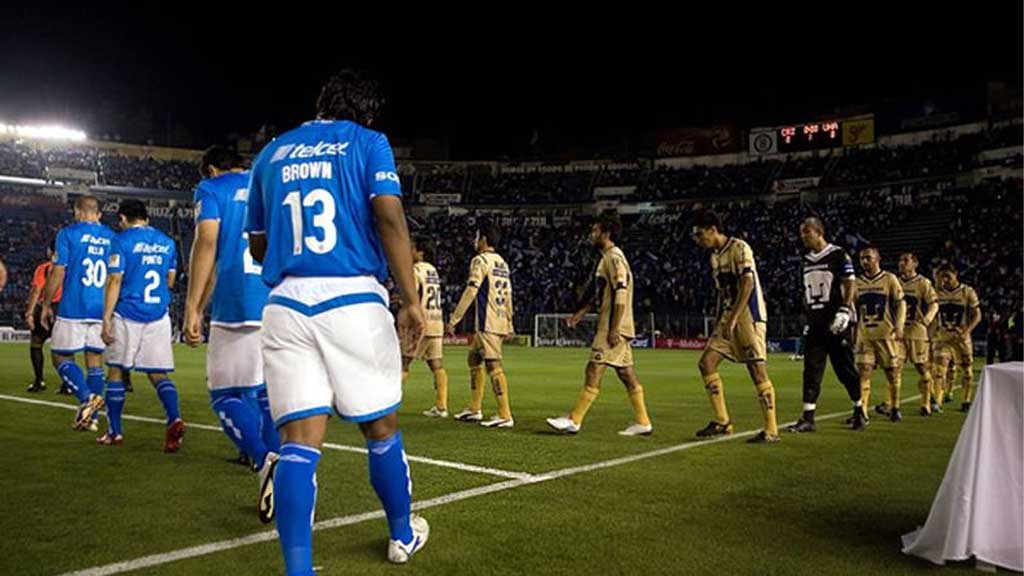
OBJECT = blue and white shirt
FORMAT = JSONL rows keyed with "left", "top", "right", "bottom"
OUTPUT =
{"left": 246, "top": 119, "right": 402, "bottom": 314}
{"left": 194, "top": 171, "right": 269, "bottom": 326}
{"left": 108, "top": 225, "right": 177, "bottom": 323}
{"left": 53, "top": 221, "right": 116, "bottom": 322}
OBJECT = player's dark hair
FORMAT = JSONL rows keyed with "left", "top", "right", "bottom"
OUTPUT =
{"left": 595, "top": 213, "right": 623, "bottom": 242}
{"left": 412, "top": 235, "right": 436, "bottom": 261}
{"left": 74, "top": 195, "right": 100, "bottom": 214}
{"left": 199, "top": 146, "right": 245, "bottom": 178}
{"left": 900, "top": 252, "right": 918, "bottom": 263}
{"left": 118, "top": 199, "right": 148, "bottom": 222}
{"left": 316, "top": 69, "right": 384, "bottom": 126}
{"left": 860, "top": 245, "right": 880, "bottom": 257}
{"left": 803, "top": 216, "right": 826, "bottom": 236}
{"left": 477, "top": 220, "right": 502, "bottom": 248}
{"left": 692, "top": 210, "right": 723, "bottom": 233}
{"left": 937, "top": 262, "right": 958, "bottom": 276}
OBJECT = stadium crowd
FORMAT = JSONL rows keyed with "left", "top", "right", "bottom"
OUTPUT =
{"left": 0, "top": 125, "right": 1020, "bottom": 343}
{"left": 0, "top": 184, "right": 194, "bottom": 332}
{"left": 0, "top": 140, "right": 199, "bottom": 191}
{"left": 410, "top": 179, "right": 1020, "bottom": 340}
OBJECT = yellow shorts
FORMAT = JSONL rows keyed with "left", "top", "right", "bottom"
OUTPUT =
{"left": 706, "top": 319, "right": 767, "bottom": 363}
{"left": 856, "top": 338, "right": 898, "bottom": 369}
{"left": 590, "top": 336, "right": 634, "bottom": 368}
{"left": 934, "top": 338, "right": 973, "bottom": 367}
{"left": 414, "top": 336, "right": 443, "bottom": 361}
{"left": 470, "top": 332, "right": 504, "bottom": 361}
{"left": 899, "top": 339, "right": 930, "bottom": 366}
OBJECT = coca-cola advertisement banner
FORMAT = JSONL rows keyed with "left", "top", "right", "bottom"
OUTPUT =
{"left": 656, "top": 126, "right": 739, "bottom": 158}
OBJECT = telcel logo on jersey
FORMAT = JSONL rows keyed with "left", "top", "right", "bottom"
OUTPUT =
{"left": 270, "top": 141, "right": 350, "bottom": 162}
{"left": 132, "top": 242, "right": 172, "bottom": 265}
{"left": 80, "top": 234, "right": 111, "bottom": 246}
{"left": 132, "top": 243, "right": 172, "bottom": 255}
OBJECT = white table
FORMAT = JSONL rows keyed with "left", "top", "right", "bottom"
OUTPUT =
{"left": 901, "top": 362, "right": 1024, "bottom": 572}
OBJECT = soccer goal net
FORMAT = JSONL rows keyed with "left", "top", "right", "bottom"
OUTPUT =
{"left": 533, "top": 314, "right": 600, "bottom": 348}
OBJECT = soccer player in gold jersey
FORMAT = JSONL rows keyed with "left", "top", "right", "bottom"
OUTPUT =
{"left": 546, "top": 215, "right": 653, "bottom": 436}
{"left": 446, "top": 221, "right": 515, "bottom": 428}
{"left": 932, "top": 263, "right": 981, "bottom": 413}
{"left": 853, "top": 247, "right": 906, "bottom": 422}
{"left": 891, "top": 252, "right": 939, "bottom": 416}
{"left": 403, "top": 237, "right": 450, "bottom": 418}
{"left": 691, "top": 211, "right": 779, "bottom": 444}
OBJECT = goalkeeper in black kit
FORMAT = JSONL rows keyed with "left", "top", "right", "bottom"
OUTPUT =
{"left": 788, "top": 217, "right": 868, "bottom": 432}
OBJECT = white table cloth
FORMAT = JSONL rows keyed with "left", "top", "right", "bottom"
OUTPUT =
{"left": 901, "top": 362, "right": 1023, "bottom": 571}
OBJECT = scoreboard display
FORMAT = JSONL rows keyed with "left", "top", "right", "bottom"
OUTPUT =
{"left": 776, "top": 120, "right": 842, "bottom": 152}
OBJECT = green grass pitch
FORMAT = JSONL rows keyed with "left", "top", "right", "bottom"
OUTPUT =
{"left": 0, "top": 343, "right": 986, "bottom": 575}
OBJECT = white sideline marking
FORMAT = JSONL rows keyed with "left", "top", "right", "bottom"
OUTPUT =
{"left": 54, "top": 479, "right": 528, "bottom": 576}
{"left": 51, "top": 391, "right": 946, "bottom": 576}
{"left": 0, "top": 394, "right": 531, "bottom": 481}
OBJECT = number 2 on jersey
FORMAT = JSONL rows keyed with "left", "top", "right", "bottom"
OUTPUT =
{"left": 425, "top": 286, "right": 441, "bottom": 311}
{"left": 143, "top": 270, "right": 161, "bottom": 304}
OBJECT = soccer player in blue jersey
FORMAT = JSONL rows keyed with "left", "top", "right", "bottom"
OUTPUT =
{"left": 40, "top": 196, "right": 116, "bottom": 431}
{"left": 99, "top": 199, "right": 185, "bottom": 452}
{"left": 246, "top": 70, "right": 428, "bottom": 573}
{"left": 184, "top": 146, "right": 280, "bottom": 518}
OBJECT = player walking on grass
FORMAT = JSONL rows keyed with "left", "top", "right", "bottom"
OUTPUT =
{"left": 546, "top": 214, "right": 652, "bottom": 436}
{"left": 402, "top": 237, "right": 450, "bottom": 418}
{"left": 246, "top": 70, "right": 428, "bottom": 573}
{"left": 851, "top": 246, "right": 906, "bottom": 423}
{"left": 691, "top": 211, "right": 779, "bottom": 444}
{"left": 446, "top": 221, "right": 516, "bottom": 429}
{"left": 40, "top": 196, "right": 115, "bottom": 431}
{"left": 185, "top": 146, "right": 280, "bottom": 517}
{"left": 99, "top": 199, "right": 184, "bottom": 451}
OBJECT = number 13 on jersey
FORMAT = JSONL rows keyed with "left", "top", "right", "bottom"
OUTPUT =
{"left": 282, "top": 188, "right": 337, "bottom": 255}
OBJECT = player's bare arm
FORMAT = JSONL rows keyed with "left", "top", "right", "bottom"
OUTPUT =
{"left": 725, "top": 273, "right": 755, "bottom": 339}
{"left": 102, "top": 272, "right": 124, "bottom": 345}
{"left": 447, "top": 284, "right": 478, "bottom": 335}
{"left": 40, "top": 265, "right": 66, "bottom": 330}
{"left": 199, "top": 270, "right": 216, "bottom": 311}
{"left": 841, "top": 276, "right": 856, "bottom": 308}
{"left": 248, "top": 233, "right": 267, "bottom": 263}
{"left": 964, "top": 304, "right": 982, "bottom": 338}
{"left": 24, "top": 283, "right": 43, "bottom": 330}
{"left": 830, "top": 275, "right": 856, "bottom": 334}
{"left": 923, "top": 295, "right": 939, "bottom": 327}
{"left": 894, "top": 296, "right": 907, "bottom": 341}
{"left": 504, "top": 289, "right": 516, "bottom": 342}
{"left": 567, "top": 302, "right": 593, "bottom": 328}
{"left": 185, "top": 219, "right": 219, "bottom": 346}
{"left": 608, "top": 299, "right": 627, "bottom": 347}
{"left": 373, "top": 195, "right": 425, "bottom": 354}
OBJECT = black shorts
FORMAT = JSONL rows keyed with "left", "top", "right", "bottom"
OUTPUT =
{"left": 31, "top": 303, "right": 57, "bottom": 341}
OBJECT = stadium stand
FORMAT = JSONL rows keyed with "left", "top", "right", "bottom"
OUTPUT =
{"left": 1, "top": 122, "right": 1020, "bottom": 346}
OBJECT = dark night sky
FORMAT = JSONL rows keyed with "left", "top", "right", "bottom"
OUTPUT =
{"left": 1, "top": 4, "right": 1021, "bottom": 158}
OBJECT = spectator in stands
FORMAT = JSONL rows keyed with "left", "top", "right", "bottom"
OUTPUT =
{"left": 0, "top": 126, "right": 1020, "bottom": 340}
{"left": 986, "top": 311, "right": 1008, "bottom": 364}
{"left": 1009, "top": 302, "right": 1024, "bottom": 362}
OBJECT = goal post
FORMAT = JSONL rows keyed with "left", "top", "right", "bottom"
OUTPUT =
{"left": 532, "top": 312, "right": 659, "bottom": 348}
{"left": 533, "top": 313, "right": 599, "bottom": 348}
